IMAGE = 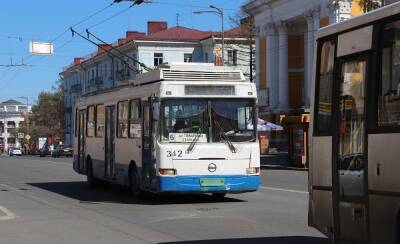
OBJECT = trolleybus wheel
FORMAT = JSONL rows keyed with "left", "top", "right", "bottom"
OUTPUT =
{"left": 129, "top": 165, "right": 140, "bottom": 197}
{"left": 212, "top": 193, "right": 226, "bottom": 200}
{"left": 86, "top": 158, "right": 101, "bottom": 188}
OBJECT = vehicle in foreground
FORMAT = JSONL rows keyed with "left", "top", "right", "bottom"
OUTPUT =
{"left": 308, "top": 2, "right": 400, "bottom": 244}
{"left": 73, "top": 63, "right": 260, "bottom": 198}
{"left": 9, "top": 147, "right": 22, "bottom": 156}
{"left": 52, "top": 144, "right": 73, "bottom": 158}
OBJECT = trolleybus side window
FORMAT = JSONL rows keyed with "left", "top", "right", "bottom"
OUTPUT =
{"left": 129, "top": 99, "right": 141, "bottom": 138}
{"left": 96, "top": 104, "right": 105, "bottom": 137}
{"left": 378, "top": 20, "right": 400, "bottom": 127}
{"left": 315, "top": 40, "right": 335, "bottom": 135}
{"left": 117, "top": 101, "right": 129, "bottom": 138}
{"left": 87, "top": 106, "right": 95, "bottom": 137}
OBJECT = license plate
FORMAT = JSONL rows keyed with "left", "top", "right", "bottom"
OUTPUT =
{"left": 200, "top": 178, "right": 225, "bottom": 187}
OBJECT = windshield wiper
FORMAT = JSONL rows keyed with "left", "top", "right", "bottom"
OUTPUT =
{"left": 213, "top": 120, "right": 237, "bottom": 153}
{"left": 186, "top": 128, "right": 203, "bottom": 154}
{"left": 186, "top": 121, "right": 208, "bottom": 154}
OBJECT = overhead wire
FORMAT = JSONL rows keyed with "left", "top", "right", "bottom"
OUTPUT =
{"left": 1, "top": 2, "right": 117, "bottom": 96}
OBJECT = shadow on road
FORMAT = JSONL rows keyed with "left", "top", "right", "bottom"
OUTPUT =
{"left": 28, "top": 181, "right": 246, "bottom": 205}
{"left": 159, "top": 236, "right": 330, "bottom": 244}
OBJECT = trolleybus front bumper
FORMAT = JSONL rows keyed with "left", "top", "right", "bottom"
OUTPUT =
{"left": 157, "top": 175, "right": 260, "bottom": 194}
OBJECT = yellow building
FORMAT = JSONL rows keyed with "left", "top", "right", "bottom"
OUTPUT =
{"left": 242, "top": 0, "right": 372, "bottom": 166}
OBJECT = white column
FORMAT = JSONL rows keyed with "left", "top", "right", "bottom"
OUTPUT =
{"left": 266, "top": 24, "right": 279, "bottom": 110}
{"left": 277, "top": 22, "right": 289, "bottom": 111}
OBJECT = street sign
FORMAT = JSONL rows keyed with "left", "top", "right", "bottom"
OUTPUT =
{"left": 25, "top": 134, "right": 31, "bottom": 140}
{"left": 18, "top": 133, "right": 24, "bottom": 139}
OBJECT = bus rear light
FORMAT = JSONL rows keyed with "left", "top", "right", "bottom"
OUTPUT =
{"left": 246, "top": 167, "right": 260, "bottom": 175}
{"left": 159, "top": 168, "right": 176, "bottom": 176}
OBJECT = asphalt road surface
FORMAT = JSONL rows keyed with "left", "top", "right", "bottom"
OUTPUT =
{"left": 0, "top": 155, "right": 329, "bottom": 244}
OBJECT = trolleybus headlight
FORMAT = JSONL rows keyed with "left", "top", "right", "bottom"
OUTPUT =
{"left": 159, "top": 168, "right": 177, "bottom": 176}
{"left": 246, "top": 167, "right": 260, "bottom": 175}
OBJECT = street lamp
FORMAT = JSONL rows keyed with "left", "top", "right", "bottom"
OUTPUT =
{"left": 194, "top": 5, "right": 225, "bottom": 66}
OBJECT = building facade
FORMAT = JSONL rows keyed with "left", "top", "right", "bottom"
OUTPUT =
{"left": 242, "top": 0, "right": 369, "bottom": 165}
{"left": 0, "top": 99, "right": 31, "bottom": 152}
{"left": 61, "top": 21, "right": 254, "bottom": 145}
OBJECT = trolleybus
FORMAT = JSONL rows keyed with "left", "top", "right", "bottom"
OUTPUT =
{"left": 73, "top": 63, "right": 260, "bottom": 198}
{"left": 309, "top": 2, "right": 400, "bottom": 243}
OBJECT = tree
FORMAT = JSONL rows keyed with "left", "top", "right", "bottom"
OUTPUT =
{"left": 229, "top": 11, "right": 256, "bottom": 82}
{"left": 30, "top": 80, "right": 64, "bottom": 141}
{"left": 358, "top": 0, "right": 383, "bottom": 12}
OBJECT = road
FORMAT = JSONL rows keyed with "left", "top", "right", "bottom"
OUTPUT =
{"left": 0, "top": 155, "right": 329, "bottom": 244}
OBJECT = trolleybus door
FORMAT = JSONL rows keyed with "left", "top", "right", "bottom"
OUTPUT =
{"left": 333, "top": 56, "right": 369, "bottom": 243}
{"left": 77, "top": 109, "right": 87, "bottom": 173}
{"left": 142, "top": 99, "right": 155, "bottom": 189}
{"left": 105, "top": 105, "right": 116, "bottom": 179}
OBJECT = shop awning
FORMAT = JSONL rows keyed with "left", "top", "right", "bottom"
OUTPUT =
{"left": 248, "top": 118, "right": 284, "bottom": 131}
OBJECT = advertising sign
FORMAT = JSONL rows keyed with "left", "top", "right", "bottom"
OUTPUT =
{"left": 29, "top": 41, "right": 54, "bottom": 55}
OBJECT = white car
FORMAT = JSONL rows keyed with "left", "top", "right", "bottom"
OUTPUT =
{"left": 10, "top": 148, "right": 22, "bottom": 156}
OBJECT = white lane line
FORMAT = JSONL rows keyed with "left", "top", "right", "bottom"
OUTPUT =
{"left": 0, "top": 206, "right": 16, "bottom": 221}
{"left": 260, "top": 186, "right": 309, "bottom": 194}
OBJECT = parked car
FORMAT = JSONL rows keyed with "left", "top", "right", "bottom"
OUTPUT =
{"left": 52, "top": 144, "right": 73, "bottom": 158}
{"left": 10, "top": 147, "right": 22, "bottom": 156}
{"left": 39, "top": 145, "right": 51, "bottom": 157}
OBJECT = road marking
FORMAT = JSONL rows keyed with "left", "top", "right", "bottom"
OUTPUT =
{"left": 0, "top": 206, "right": 16, "bottom": 221}
{"left": 260, "top": 186, "right": 309, "bottom": 194}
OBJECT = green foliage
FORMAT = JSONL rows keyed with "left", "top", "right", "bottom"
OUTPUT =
{"left": 358, "top": 0, "right": 382, "bottom": 12}
{"left": 30, "top": 80, "right": 64, "bottom": 135}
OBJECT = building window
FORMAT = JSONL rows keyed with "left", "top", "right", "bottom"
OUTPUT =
{"left": 117, "top": 101, "right": 129, "bottom": 138}
{"left": 227, "top": 50, "right": 238, "bottom": 65}
{"left": 129, "top": 100, "right": 141, "bottom": 138}
{"left": 184, "top": 53, "right": 193, "bottom": 63}
{"left": 96, "top": 105, "right": 105, "bottom": 137}
{"left": 6, "top": 106, "right": 16, "bottom": 112}
{"left": 154, "top": 53, "right": 163, "bottom": 67}
{"left": 378, "top": 20, "right": 400, "bottom": 127}
{"left": 87, "top": 106, "right": 95, "bottom": 137}
{"left": 315, "top": 40, "right": 335, "bottom": 134}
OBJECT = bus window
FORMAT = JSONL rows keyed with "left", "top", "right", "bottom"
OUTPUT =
{"left": 161, "top": 99, "right": 208, "bottom": 143}
{"left": 87, "top": 106, "right": 95, "bottom": 137}
{"left": 129, "top": 100, "right": 141, "bottom": 138}
{"left": 315, "top": 40, "right": 335, "bottom": 134}
{"left": 211, "top": 99, "right": 256, "bottom": 143}
{"left": 378, "top": 20, "right": 400, "bottom": 127}
{"left": 96, "top": 105, "right": 105, "bottom": 137}
{"left": 117, "top": 101, "right": 129, "bottom": 138}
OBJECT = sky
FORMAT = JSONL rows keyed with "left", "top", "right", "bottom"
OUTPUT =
{"left": 0, "top": 0, "right": 247, "bottom": 104}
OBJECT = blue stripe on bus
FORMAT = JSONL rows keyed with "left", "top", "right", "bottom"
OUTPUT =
{"left": 157, "top": 175, "right": 260, "bottom": 193}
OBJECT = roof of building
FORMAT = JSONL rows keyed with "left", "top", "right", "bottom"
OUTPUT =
{"left": 138, "top": 26, "right": 214, "bottom": 42}
{"left": 62, "top": 22, "right": 249, "bottom": 72}
{"left": 0, "top": 99, "right": 24, "bottom": 106}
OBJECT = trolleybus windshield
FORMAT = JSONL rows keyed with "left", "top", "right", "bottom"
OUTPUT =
{"left": 161, "top": 99, "right": 256, "bottom": 143}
